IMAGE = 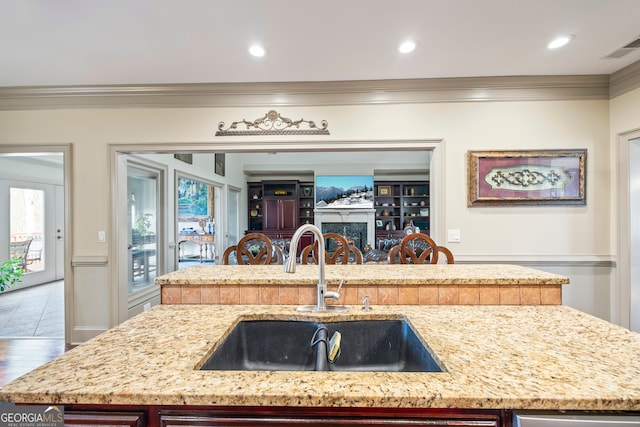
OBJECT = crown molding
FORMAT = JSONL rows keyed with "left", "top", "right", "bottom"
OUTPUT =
{"left": 0, "top": 75, "right": 610, "bottom": 110}
{"left": 610, "top": 59, "right": 640, "bottom": 98}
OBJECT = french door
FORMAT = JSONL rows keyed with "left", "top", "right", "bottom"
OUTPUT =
{"left": 115, "top": 154, "right": 165, "bottom": 322}
{"left": 0, "top": 179, "right": 63, "bottom": 289}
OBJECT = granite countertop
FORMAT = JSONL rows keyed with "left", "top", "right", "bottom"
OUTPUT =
{"left": 155, "top": 264, "right": 570, "bottom": 286}
{"left": 2, "top": 304, "right": 639, "bottom": 410}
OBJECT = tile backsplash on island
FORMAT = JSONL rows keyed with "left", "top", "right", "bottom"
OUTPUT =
{"left": 158, "top": 264, "right": 566, "bottom": 306}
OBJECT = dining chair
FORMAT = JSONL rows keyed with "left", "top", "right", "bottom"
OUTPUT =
{"left": 9, "top": 238, "right": 32, "bottom": 271}
{"left": 335, "top": 244, "right": 363, "bottom": 264}
{"left": 435, "top": 245, "right": 455, "bottom": 264}
{"left": 363, "top": 248, "right": 389, "bottom": 264}
{"left": 389, "top": 233, "right": 439, "bottom": 264}
{"left": 300, "top": 232, "right": 350, "bottom": 265}
{"left": 222, "top": 233, "right": 275, "bottom": 265}
{"left": 222, "top": 245, "right": 238, "bottom": 265}
{"left": 347, "top": 245, "right": 363, "bottom": 264}
{"left": 270, "top": 245, "right": 285, "bottom": 265}
{"left": 387, "top": 245, "right": 401, "bottom": 264}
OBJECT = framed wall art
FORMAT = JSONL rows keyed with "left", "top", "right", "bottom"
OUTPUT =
{"left": 315, "top": 175, "right": 373, "bottom": 209}
{"left": 467, "top": 149, "right": 586, "bottom": 206}
{"left": 174, "top": 153, "right": 193, "bottom": 164}
{"left": 215, "top": 153, "right": 225, "bottom": 176}
{"left": 377, "top": 185, "right": 391, "bottom": 196}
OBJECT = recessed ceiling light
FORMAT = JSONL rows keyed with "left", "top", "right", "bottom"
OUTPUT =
{"left": 249, "top": 45, "right": 266, "bottom": 57}
{"left": 547, "top": 35, "right": 574, "bottom": 49}
{"left": 398, "top": 40, "right": 417, "bottom": 54}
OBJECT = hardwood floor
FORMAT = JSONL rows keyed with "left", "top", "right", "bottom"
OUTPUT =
{"left": 0, "top": 338, "right": 69, "bottom": 387}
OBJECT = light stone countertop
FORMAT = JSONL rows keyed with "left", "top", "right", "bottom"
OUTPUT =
{"left": 1, "top": 304, "right": 639, "bottom": 410}
{"left": 154, "top": 264, "right": 570, "bottom": 286}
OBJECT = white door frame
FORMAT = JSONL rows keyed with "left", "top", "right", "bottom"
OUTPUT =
{"left": 617, "top": 129, "right": 640, "bottom": 331}
{"left": 0, "top": 144, "right": 72, "bottom": 343}
{"left": 113, "top": 153, "right": 166, "bottom": 324}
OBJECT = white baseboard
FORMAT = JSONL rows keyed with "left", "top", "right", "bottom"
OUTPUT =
{"left": 72, "top": 326, "right": 108, "bottom": 344}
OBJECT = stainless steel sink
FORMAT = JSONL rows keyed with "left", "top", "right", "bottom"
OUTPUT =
{"left": 199, "top": 319, "right": 444, "bottom": 372}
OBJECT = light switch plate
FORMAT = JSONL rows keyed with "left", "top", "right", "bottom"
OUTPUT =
{"left": 98, "top": 230, "right": 106, "bottom": 243}
{"left": 447, "top": 229, "right": 461, "bottom": 243}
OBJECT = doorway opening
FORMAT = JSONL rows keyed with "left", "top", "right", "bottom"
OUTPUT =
{"left": 176, "top": 174, "right": 222, "bottom": 269}
{"left": 111, "top": 140, "right": 442, "bottom": 323}
{"left": 0, "top": 147, "right": 70, "bottom": 341}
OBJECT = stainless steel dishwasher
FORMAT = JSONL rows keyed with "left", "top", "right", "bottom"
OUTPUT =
{"left": 513, "top": 411, "right": 640, "bottom": 426}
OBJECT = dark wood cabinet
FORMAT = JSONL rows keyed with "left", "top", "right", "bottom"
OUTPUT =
{"left": 158, "top": 409, "right": 501, "bottom": 426}
{"left": 60, "top": 405, "right": 506, "bottom": 427}
{"left": 247, "top": 180, "right": 314, "bottom": 237}
{"left": 155, "top": 406, "right": 507, "bottom": 427}
{"left": 264, "top": 198, "right": 297, "bottom": 231}
{"left": 64, "top": 411, "right": 145, "bottom": 427}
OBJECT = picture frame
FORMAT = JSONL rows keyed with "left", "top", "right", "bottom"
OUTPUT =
{"left": 376, "top": 219, "right": 383, "bottom": 228}
{"left": 377, "top": 185, "right": 391, "bottom": 196}
{"left": 174, "top": 153, "right": 193, "bottom": 164}
{"left": 315, "top": 175, "right": 374, "bottom": 209}
{"left": 215, "top": 153, "right": 225, "bottom": 176}
{"left": 467, "top": 149, "right": 586, "bottom": 206}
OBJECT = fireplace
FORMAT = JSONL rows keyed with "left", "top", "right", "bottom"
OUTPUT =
{"left": 321, "top": 222, "right": 367, "bottom": 252}
{"left": 314, "top": 208, "right": 375, "bottom": 253}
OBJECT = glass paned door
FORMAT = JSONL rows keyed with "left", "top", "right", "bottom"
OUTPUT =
{"left": 1, "top": 180, "right": 58, "bottom": 289}
{"left": 127, "top": 165, "right": 159, "bottom": 295}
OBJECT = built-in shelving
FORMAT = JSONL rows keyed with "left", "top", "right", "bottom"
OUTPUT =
{"left": 247, "top": 182, "right": 263, "bottom": 231}
{"left": 298, "top": 182, "right": 314, "bottom": 225}
{"left": 374, "top": 181, "right": 430, "bottom": 234}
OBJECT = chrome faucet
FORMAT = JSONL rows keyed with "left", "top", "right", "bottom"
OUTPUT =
{"left": 284, "top": 224, "right": 347, "bottom": 312}
{"left": 362, "top": 295, "right": 371, "bottom": 311}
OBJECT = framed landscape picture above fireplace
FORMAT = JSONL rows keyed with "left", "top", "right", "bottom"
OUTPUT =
{"left": 315, "top": 175, "right": 374, "bottom": 209}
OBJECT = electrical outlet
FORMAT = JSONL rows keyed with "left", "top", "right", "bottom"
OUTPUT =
{"left": 143, "top": 303, "right": 151, "bottom": 311}
{"left": 447, "top": 229, "right": 461, "bottom": 243}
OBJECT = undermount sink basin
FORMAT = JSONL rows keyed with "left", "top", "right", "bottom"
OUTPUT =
{"left": 199, "top": 319, "right": 444, "bottom": 372}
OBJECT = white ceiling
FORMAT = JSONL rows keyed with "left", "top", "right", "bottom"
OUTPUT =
{"left": 1, "top": 0, "right": 640, "bottom": 87}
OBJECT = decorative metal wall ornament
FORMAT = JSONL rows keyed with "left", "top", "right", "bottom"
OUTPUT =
{"left": 215, "top": 110, "right": 329, "bottom": 136}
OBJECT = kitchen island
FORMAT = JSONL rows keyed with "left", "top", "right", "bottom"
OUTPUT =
{"left": 157, "top": 264, "right": 567, "bottom": 306}
{"left": 1, "top": 303, "right": 640, "bottom": 426}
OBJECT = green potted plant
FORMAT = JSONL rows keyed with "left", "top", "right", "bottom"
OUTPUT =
{"left": 0, "top": 257, "right": 24, "bottom": 292}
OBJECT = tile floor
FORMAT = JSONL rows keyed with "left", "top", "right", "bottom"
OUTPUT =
{"left": 0, "top": 280, "right": 64, "bottom": 338}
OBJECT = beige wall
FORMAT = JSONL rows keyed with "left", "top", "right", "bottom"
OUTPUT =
{"left": 0, "top": 96, "right": 619, "bottom": 342}
{"left": 0, "top": 102, "right": 610, "bottom": 256}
